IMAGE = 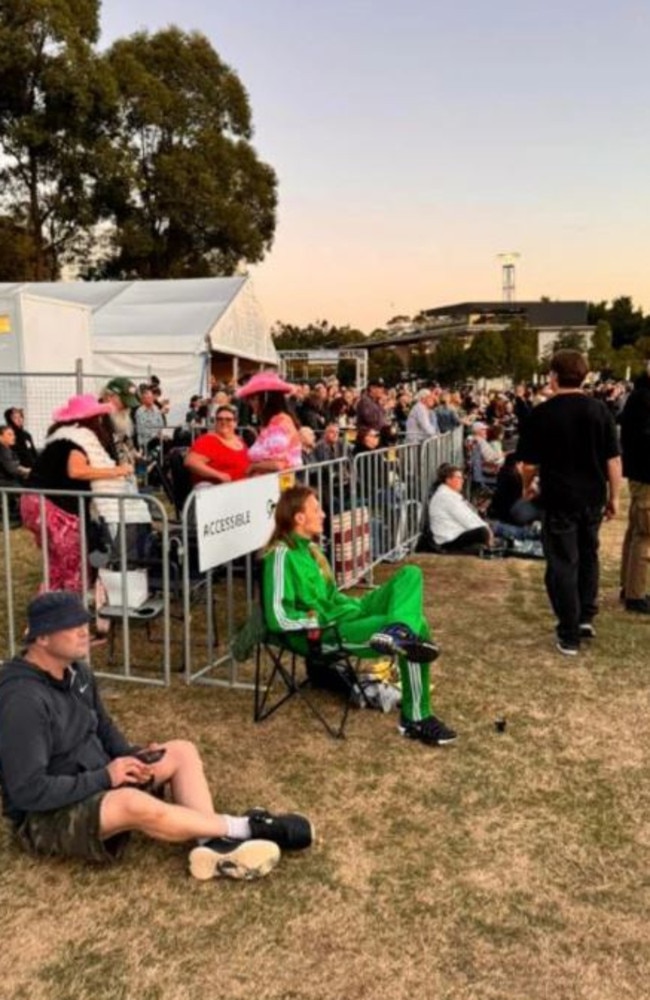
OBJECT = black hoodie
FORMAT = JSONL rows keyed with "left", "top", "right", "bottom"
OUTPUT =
{"left": 0, "top": 656, "right": 132, "bottom": 826}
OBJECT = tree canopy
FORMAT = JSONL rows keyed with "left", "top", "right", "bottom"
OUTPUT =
{"left": 0, "top": 3, "right": 277, "bottom": 281}
{"left": 91, "top": 28, "right": 277, "bottom": 279}
{"left": 271, "top": 319, "right": 365, "bottom": 350}
{"left": 0, "top": 0, "right": 111, "bottom": 277}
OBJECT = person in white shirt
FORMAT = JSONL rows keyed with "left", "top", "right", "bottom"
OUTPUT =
{"left": 428, "top": 463, "right": 491, "bottom": 551}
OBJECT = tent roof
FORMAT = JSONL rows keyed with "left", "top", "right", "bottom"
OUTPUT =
{"left": 0, "top": 277, "right": 277, "bottom": 362}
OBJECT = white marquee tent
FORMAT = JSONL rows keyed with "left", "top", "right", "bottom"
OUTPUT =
{"left": 0, "top": 276, "right": 277, "bottom": 430}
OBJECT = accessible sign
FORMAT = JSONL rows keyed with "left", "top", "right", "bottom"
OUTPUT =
{"left": 194, "top": 474, "right": 280, "bottom": 572}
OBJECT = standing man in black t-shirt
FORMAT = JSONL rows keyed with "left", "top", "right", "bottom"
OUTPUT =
{"left": 517, "top": 350, "right": 621, "bottom": 656}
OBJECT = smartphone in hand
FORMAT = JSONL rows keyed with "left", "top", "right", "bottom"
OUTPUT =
{"left": 134, "top": 748, "right": 166, "bottom": 765}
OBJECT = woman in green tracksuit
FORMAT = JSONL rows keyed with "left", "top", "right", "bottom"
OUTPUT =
{"left": 262, "top": 485, "right": 456, "bottom": 746}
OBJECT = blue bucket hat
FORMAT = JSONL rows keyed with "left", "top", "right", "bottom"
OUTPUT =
{"left": 26, "top": 592, "right": 91, "bottom": 643}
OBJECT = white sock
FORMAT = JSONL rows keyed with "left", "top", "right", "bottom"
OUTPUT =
{"left": 223, "top": 815, "right": 252, "bottom": 840}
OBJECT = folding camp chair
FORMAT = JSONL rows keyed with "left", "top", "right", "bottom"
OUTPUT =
{"left": 253, "top": 597, "right": 370, "bottom": 739}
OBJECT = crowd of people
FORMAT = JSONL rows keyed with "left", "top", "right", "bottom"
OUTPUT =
{"left": 0, "top": 350, "right": 649, "bottom": 883}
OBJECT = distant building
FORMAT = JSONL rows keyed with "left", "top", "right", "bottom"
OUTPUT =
{"left": 365, "top": 300, "right": 594, "bottom": 369}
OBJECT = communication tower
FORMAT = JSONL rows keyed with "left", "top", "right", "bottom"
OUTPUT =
{"left": 497, "top": 252, "right": 520, "bottom": 303}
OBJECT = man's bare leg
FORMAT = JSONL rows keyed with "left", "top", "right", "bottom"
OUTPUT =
{"left": 98, "top": 784, "right": 281, "bottom": 881}
{"left": 100, "top": 787, "right": 228, "bottom": 841}
{"left": 147, "top": 739, "right": 216, "bottom": 815}
{"left": 99, "top": 740, "right": 236, "bottom": 839}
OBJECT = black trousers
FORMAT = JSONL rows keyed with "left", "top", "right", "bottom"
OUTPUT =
{"left": 440, "top": 526, "right": 490, "bottom": 552}
{"left": 542, "top": 506, "right": 602, "bottom": 645}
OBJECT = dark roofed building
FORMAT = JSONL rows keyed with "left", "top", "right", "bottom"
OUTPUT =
{"left": 362, "top": 299, "right": 594, "bottom": 369}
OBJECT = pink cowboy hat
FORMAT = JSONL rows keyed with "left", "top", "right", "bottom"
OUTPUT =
{"left": 235, "top": 371, "right": 294, "bottom": 398}
{"left": 52, "top": 394, "right": 114, "bottom": 423}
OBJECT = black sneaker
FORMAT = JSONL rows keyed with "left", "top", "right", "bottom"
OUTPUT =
{"left": 398, "top": 714, "right": 457, "bottom": 746}
{"left": 556, "top": 638, "right": 579, "bottom": 656}
{"left": 246, "top": 808, "right": 314, "bottom": 850}
{"left": 625, "top": 597, "right": 650, "bottom": 615}
{"left": 188, "top": 838, "right": 280, "bottom": 881}
{"left": 579, "top": 623, "right": 596, "bottom": 639}
{"left": 369, "top": 623, "right": 440, "bottom": 664}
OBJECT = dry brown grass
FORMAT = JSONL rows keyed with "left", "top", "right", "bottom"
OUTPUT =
{"left": 2, "top": 511, "right": 650, "bottom": 1000}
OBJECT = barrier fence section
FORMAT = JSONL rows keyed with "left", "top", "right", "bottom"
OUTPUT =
{"left": 1, "top": 427, "right": 465, "bottom": 692}
{"left": 0, "top": 485, "right": 171, "bottom": 686}
{"left": 351, "top": 440, "right": 424, "bottom": 577}
{"left": 182, "top": 427, "right": 464, "bottom": 688}
{"left": 180, "top": 488, "right": 237, "bottom": 688}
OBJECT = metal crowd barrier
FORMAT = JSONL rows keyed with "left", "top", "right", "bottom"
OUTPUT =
{"left": 1, "top": 428, "right": 465, "bottom": 691}
{"left": 181, "top": 427, "right": 464, "bottom": 688}
{"left": 0, "top": 485, "right": 171, "bottom": 686}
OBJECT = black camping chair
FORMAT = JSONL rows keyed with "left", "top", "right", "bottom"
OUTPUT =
{"left": 253, "top": 571, "right": 371, "bottom": 739}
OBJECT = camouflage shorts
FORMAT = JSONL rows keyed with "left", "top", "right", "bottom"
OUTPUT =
{"left": 16, "top": 792, "right": 130, "bottom": 864}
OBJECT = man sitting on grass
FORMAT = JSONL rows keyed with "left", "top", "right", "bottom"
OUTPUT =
{"left": 0, "top": 592, "right": 312, "bottom": 881}
{"left": 263, "top": 485, "right": 457, "bottom": 747}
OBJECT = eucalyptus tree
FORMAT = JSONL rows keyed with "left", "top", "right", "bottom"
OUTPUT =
{"left": 0, "top": 0, "right": 113, "bottom": 278}
{"left": 91, "top": 28, "right": 277, "bottom": 278}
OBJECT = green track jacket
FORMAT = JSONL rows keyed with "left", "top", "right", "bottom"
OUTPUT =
{"left": 262, "top": 534, "right": 360, "bottom": 633}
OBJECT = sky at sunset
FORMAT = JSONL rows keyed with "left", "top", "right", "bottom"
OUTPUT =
{"left": 101, "top": 0, "right": 650, "bottom": 333}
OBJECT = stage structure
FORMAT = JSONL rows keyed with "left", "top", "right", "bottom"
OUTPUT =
{"left": 278, "top": 348, "right": 367, "bottom": 389}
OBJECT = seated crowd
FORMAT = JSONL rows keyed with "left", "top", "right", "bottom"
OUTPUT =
{"left": 0, "top": 360, "right": 643, "bottom": 886}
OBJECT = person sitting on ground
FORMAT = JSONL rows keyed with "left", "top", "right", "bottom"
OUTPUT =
{"left": 0, "top": 591, "right": 313, "bottom": 881}
{"left": 262, "top": 485, "right": 457, "bottom": 747}
{"left": 487, "top": 452, "right": 541, "bottom": 535}
{"left": 4, "top": 407, "right": 37, "bottom": 469}
{"left": 428, "top": 463, "right": 492, "bottom": 552}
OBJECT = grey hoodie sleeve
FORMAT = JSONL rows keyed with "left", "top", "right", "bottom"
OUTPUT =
{"left": 0, "top": 691, "right": 112, "bottom": 814}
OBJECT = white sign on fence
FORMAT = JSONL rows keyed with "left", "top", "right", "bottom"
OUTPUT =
{"left": 194, "top": 474, "right": 281, "bottom": 572}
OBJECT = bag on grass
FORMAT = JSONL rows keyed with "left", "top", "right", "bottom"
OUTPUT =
{"left": 231, "top": 605, "right": 267, "bottom": 662}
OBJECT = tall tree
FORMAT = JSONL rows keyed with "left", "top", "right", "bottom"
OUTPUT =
{"left": 432, "top": 334, "right": 466, "bottom": 385}
{"left": 272, "top": 320, "right": 364, "bottom": 350}
{"left": 588, "top": 320, "right": 613, "bottom": 374}
{"left": 0, "top": 0, "right": 112, "bottom": 278}
{"left": 464, "top": 330, "right": 506, "bottom": 379}
{"left": 91, "top": 28, "right": 277, "bottom": 279}
{"left": 552, "top": 329, "right": 587, "bottom": 353}
{"left": 588, "top": 297, "right": 645, "bottom": 350}
{"left": 501, "top": 320, "right": 538, "bottom": 382}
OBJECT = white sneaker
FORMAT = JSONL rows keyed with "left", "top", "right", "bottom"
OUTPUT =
{"left": 189, "top": 838, "right": 280, "bottom": 881}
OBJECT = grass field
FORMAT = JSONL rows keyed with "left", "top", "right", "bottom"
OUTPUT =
{"left": 1, "top": 511, "right": 650, "bottom": 1000}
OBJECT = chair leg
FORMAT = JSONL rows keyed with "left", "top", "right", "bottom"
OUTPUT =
{"left": 254, "top": 645, "right": 300, "bottom": 722}
{"left": 254, "top": 643, "right": 354, "bottom": 739}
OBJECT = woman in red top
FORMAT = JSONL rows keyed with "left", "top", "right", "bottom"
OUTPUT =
{"left": 184, "top": 405, "right": 252, "bottom": 485}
